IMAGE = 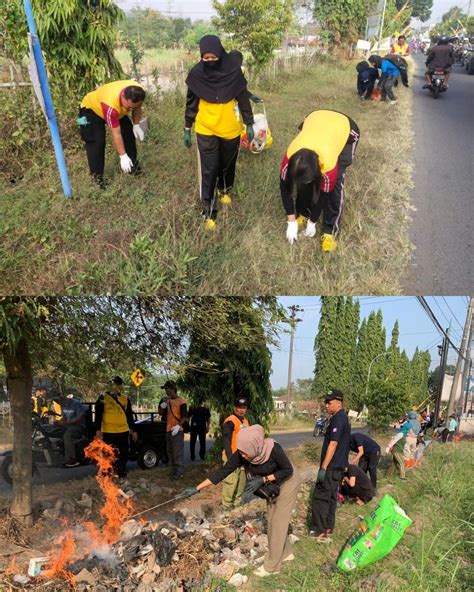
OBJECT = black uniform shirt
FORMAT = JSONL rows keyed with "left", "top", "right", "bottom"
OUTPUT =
{"left": 320, "top": 409, "right": 350, "bottom": 469}
{"left": 346, "top": 464, "right": 374, "bottom": 498}
{"left": 350, "top": 433, "right": 381, "bottom": 456}
{"left": 209, "top": 442, "right": 293, "bottom": 485}
{"left": 189, "top": 406, "right": 211, "bottom": 431}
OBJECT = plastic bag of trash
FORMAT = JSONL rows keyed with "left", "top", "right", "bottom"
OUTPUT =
{"left": 240, "top": 103, "right": 273, "bottom": 153}
{"left": 337, "top": 494, "right": 412, "bottom": 572}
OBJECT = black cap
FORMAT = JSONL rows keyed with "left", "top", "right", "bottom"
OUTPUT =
{"left": 161, "top": 380, "right": 177, "bottom": 390}
{"left": 234, "top": 397, "right": 248, "bottom": 407}
{"left": 324, "top": 389, "right": 344, "bottom": 403}
{"left": 111, "top": 376, "right": 123, "bottom": 385}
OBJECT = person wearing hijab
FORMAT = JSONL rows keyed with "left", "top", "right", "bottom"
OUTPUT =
{"left": 184, "top": 35, "right": 255, "bottom": 226}
{"left": 280, "top": 109, "right": 360, "bottom": 252}
{"left": 181, "top": 425, "right": 301, "bottom": 577}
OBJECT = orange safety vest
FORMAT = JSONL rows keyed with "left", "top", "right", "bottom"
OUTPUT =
{"left": 223, "top": 414, "right": 249, "bottom": 459}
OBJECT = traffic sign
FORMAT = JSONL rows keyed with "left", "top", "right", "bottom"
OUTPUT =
{"left": 131, "top": 368, "right": 144, "bottom": 387}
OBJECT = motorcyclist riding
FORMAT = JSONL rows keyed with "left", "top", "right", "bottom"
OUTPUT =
{"left": 423, "top": 35, "right": 454, "bottom": 89}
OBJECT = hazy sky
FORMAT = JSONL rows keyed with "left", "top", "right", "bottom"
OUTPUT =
{"left": 118, "top": 1, "right": 472, "bottom": 22}
{"left": 270, "top": 296, "right": 470, "bottom": 389}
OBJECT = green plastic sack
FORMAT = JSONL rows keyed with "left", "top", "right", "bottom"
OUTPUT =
{"left": 337, "top": 494, "right": 412, "bottom": 572}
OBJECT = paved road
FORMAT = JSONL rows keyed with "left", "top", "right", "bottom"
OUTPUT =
{"left": 0, "top": 430, "right": 315, "bottom": 497}
{"left": 0, "top": 426, "right": 371, "bottom": 497}
{"left": 405, "top": 54, "right": 473, "bottom": 294}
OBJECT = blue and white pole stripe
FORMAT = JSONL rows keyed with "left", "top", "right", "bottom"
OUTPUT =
{"left": 23, "top": 0, "right": 72, "bottom": 198}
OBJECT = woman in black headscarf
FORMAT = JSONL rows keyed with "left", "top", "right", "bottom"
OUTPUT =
{"left": 184, "top": 35, "right": 255, "bottom": 227}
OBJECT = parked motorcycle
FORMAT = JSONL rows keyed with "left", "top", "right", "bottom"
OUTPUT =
{"left": 427, "top": 70, "right": 448, "bottom": 99}
{"left": 1, "top": 413, "right": 92, "bottom": 486}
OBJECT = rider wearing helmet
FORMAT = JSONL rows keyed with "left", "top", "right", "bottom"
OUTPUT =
{"left": 423, "top": 35, "right": 454, "bottom": 88}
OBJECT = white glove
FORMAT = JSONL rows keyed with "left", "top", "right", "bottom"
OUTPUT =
{"left": 171, "top": 425, "right": 180, "bottom": 436}
{"left": 304, "top": 220, "right": 317, "bottom": 238}
{"left": 286, "top": 220, "right": 298, "bottom": 245}
{"left": 119, "top": 153, "right": 133, "bottom": 173}
{"left": 133, "top": 124, "right": 145, "bottom": 142}
{"left": 160, "top": 402, "right": 168, "bottom": 409}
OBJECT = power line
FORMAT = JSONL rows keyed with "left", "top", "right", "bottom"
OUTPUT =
{"left": 441, "top": 296, "right": 464, "bottom": 331}
{"left": 416, "top": 297, "right": 463, "bottom": 357}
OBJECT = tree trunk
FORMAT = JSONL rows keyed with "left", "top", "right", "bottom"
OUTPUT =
{"left": 4, "top": 337, "right": 33, "bottom": 526}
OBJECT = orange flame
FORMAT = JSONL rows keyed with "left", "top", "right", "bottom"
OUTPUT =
{"left": 43, "top": 530, "right": 76, "bottom": 585}
{"left": 84, "top": 438, "right": 135, "bottom": 544}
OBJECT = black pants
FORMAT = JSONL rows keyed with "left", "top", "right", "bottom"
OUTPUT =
{"left": 190, "top": 428, "right": 206, "bottom": 460}
{"left": 358, "top": 451, "right": 380, "bottom": 490}
{"left": 296, "top": 125, "right": 360, "bottom": 235}
{"left": 380, "top": 75, "right": 398, "bottom": 101}
{"left": 79, "top": 108, "right": 138, "bottom": 184}
{"left": 103, "top": 431, "right": 129, "bottom": 478}
{"left": 357, "top": 78, "right": 376, "bottom": 99}
{"left": 311, "top": 467, "right": 344, "bottom": 535}
{"left": 340, "top": 482, "right": 373, "bottom": 503}
{"left": 196, "top": 133, "right": 240, "bottom": 216}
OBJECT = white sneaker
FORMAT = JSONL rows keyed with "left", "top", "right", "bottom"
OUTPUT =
{"left": 253, "top": 565, "right": 280, "bottom": 577}
{"left": 389, "top": 99, "right": 398, "bottom": 105}
{"left": 283, "top": 553, "right": 295, "bottom": 562}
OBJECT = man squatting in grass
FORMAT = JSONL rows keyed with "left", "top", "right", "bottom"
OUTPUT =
{"left": 183, "top": 35, "right": 255, "bottom": 227}
{"left": 78, "top": 81, "right": 146, "bottom": 188}
{"left": 310, "top": 389, "right": 351, "bottom": 542}
{"left": 280, "top": 110, "right": 360, "bottom": 252}
{"left": 182, "top": 425, "right": 301, "bottom": 577}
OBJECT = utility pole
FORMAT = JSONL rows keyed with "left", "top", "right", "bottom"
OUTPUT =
{"left": 447, "top": 298, "right": 474, "bottom": 417}
{"left": 286, "top": 305, "right": 303, "bottom": 415}
{"left": 461, "top": 315, "right": 473, "bottom": 415}
{"left": 434, "top": 330, "right": 449, "bottom": 428}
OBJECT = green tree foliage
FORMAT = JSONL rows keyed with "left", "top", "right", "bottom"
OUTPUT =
{"left": 367, "top": 377, "right": 409, "bottom": 426}
{"left": 119, "top": 7, "right": 193, "bottom": 49}
{"left": 183, "top": 20, "right": 220, "bottom": 51}
{"left": 396, "top": 0, "right": 433, "bottom": 22}
{"left": 382, "top": 0, "right": 412, "bottom": 37}
{"left": 313, "top": 0, "right": 375, "bottom": 45}
{"left": 433, "top": 6, "right": 468, "bottom": 36}
{"left": 212, "top": 0, "right": 294, "bottom": 70}
{"left": 1, "top": 0, "right": 124, "bottom": 100}
{"left": 180, "top": 299, "right": 275, "bottom": 434}
{"left": 313, "top": 297, "right": 360, "bottom": 399}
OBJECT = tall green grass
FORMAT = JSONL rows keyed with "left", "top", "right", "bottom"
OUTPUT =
{"left": 249, "top": 441, "right": 474, "bottom": 592}
{"left": 0, "top": 57, "right": 414, "bottom": 295}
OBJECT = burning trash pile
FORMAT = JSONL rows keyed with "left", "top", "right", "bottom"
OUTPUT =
{"left": 2, "top": 440, "right": 309, "bottom": 591}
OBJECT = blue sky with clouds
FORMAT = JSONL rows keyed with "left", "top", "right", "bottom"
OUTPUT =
{"left": 270, "top": 296, "right": 470, "bottom": 389}
{"left": 118, "top": 1, "right": 471, "bottom": 23}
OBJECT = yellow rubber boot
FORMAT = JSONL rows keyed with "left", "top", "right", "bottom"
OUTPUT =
{"left": 321, "top": 233, "right": 337, "bottom": 252}
{"left": 205, "top": 218, "right": 217, "bottom": 231}
{"left": 296, "top": 215, "right": 308, "bottom": 228}
{"left": 219, "top": 193, "right": 232, "bottom": 205}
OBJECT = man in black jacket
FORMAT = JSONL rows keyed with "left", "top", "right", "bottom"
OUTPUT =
{"left": 423, "top": 35, "right": 454, "bottom": 88}
{"left": 310, "top": 389, "right": 350, "bottom": 542}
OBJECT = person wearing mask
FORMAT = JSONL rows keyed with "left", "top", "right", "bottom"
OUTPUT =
{"left": 158, "top": 381, "right": 188, "bottom": 478}
{"left": 183, "top": 35, "right": 255, "bottom": 227}
{"left": 349, "top": 432, "right": 381, "bottom": 491}
{"left": 95, "top": 376, "right": 138, "bottom": 479}
{"left": 310, "top": 389, "right": 351, "bottom": 542}
{"left": 280, "top": 110, "right": 360, "bottom": 252}
{"left": 189, "top": 402, "right": 211, "bottom": 461}
{"left": 423, "top": 35, "right": 454, "bottom": 89}
{"left": 59, "top": 394, "right": 87, "bottom": 468}
{"left": 79, "top": 81, "right": 146, "bottom": 188}
{"left": 340, "top": 464, "right": 375, "bottom": 505}
{"left": 221, "top": 397, "right": 250, "bottom": 510}
{"left": 181, "top": 425, "right": 301, "bottom": 577}
{"left": 368, "top": 55, "right": 400, "bottom": 104}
